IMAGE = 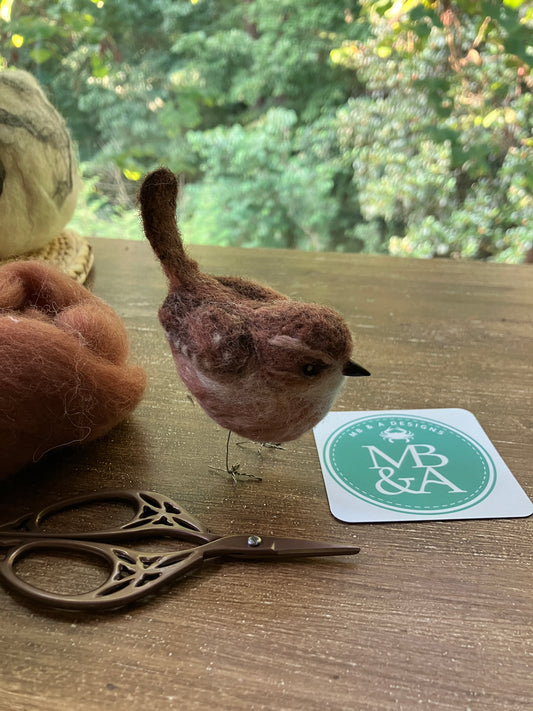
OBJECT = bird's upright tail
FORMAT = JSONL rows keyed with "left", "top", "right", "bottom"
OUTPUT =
{"left": 138, "top": 168, "right": 198, "bottom": 286}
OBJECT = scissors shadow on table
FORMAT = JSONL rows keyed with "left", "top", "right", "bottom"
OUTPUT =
{"left": 0, "top": 489, "right": 360, "bottom": 615}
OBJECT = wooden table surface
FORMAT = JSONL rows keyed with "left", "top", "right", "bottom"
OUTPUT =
{"left": 0, "top": 238, "right": 531, "bottom": 711}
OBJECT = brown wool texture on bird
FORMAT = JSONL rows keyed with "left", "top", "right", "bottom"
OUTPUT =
{"left": 139, "top": 168, "right": 369, "bottom": 444}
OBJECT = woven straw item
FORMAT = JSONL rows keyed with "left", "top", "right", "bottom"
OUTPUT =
{"left": 0, "top": 228, "right": 94, "bottom": 284}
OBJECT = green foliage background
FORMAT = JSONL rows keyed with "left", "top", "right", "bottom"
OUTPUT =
{"left": 1, "top": 0, "right": 532, "bottom": 261}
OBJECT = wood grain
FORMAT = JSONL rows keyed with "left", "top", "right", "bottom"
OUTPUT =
{"left": 0, "top": 239, "right": 531, "bottom": 711}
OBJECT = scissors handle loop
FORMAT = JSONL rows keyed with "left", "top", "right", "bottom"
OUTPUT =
{"left": 0, "top": 490, "right": 211, "bottom": 545}
{"left": 0, "top": 538, "right": 205, "bottom": 611}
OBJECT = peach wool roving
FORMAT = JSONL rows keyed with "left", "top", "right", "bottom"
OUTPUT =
{"left": 0, "top": 260, "right": 146, "bottom": 478}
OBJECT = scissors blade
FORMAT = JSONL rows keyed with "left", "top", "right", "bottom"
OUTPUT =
{"left": 263, "top": 537, "right": 360, "bottom": 558}
{"left": 202, "top": 534, "right": 359, "bottom": 560}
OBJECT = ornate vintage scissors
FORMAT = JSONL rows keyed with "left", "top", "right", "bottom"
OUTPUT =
{"left": 0, "top": 489, "right": 359, "bottom": 611}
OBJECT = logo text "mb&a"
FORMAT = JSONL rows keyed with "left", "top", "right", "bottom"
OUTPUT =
{"left": 363, "top": 444, "right": 467, "bottom": 496}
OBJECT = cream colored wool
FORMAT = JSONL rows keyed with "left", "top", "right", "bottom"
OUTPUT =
{"left": 0, "top": 69, "right": 81, "bottom": 258}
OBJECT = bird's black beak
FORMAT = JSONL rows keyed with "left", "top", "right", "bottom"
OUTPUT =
{"left": 342, "top": 360, "right": 371, "bottom": 377}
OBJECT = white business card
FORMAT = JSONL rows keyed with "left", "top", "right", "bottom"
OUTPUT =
{"left": 313, "top": 409, "right": 533, "bottom": 523}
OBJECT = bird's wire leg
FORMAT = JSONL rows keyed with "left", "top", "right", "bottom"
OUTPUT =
{"left": 209, "top": 431, "right": 262, "bottom": 485}
{"left": 261, "top": 442, "right": 285, "bottom": 451}
{"left": 235, "top": 440, "right": 286, "bottom": 453}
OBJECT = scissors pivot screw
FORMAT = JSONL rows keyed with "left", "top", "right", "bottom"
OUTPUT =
{"left": 247, "top": 535, "right": 262, "bottom": 547}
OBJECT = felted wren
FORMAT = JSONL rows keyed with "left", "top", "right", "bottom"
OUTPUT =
{"left": 139, "top": 168, "right": 369, "bottom": 444}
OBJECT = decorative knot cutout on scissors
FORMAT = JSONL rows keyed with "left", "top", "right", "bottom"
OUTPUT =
{"left": 119, "top": 492, "right": 203, "bottom": 534}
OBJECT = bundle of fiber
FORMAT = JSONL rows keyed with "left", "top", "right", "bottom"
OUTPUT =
{"left": 0, "top": 260, "right": 146, "bottom": 478}
{"left": 0, "top": 69, "right": 81, "bottom": 258}
{"left": 0, "top": 69, "right": 93, "bottom": 283}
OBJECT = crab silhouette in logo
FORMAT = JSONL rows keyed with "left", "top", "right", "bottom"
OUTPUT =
{"left": 379, "top": 426, "right": 414, "bottom": 444}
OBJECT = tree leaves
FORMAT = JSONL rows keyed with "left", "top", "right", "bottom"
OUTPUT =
{"left": 1, "top": 0, "right": 531, "bottom": 260}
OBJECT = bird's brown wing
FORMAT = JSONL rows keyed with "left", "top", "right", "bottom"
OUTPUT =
{"left": 184, "top": 303, "right": 255, "bottom": 375}
{"left": 215, "top": 275, "right": 287, "bottom": 303}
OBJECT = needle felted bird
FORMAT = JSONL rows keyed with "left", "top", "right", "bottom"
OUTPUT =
{"left": 139, "top": 168, "right": 369, "bottom": 448}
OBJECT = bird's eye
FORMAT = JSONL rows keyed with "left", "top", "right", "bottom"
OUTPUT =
{"left": 302, "top": 363, "right": 321, "bottom": 377}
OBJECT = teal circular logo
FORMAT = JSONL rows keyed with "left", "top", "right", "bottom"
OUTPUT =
{"left": 323, "top": 415, "right": 496, "bottom": 514}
